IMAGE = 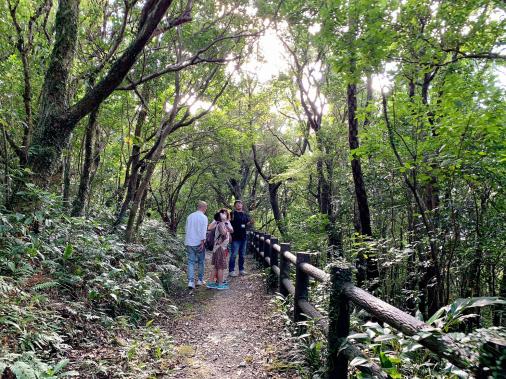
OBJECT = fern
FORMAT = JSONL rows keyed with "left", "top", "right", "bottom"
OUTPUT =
{"left": 31, "top": 281, "right": 59, "bottom": 292}
{"left": 14, "top": 263, "right": 35, "bottom": 282}
{"left": 11, "top": 362, "right": 38, "bottom": 379}
{"left": 0, "top": 276, "right": 16, "bottom": 296}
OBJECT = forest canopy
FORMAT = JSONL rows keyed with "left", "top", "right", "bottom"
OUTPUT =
{"left": 0, "top": 0, "right": 505, "bottom": 377}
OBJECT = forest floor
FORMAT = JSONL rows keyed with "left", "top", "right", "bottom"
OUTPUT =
{"left": 166, "top": 252, "right": 299, "bottom": 379}
{"left": 63, "top": 252, "right": 300, "bottom": 378}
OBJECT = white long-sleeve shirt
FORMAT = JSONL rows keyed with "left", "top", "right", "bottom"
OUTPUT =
{"left": 184, "top": 210, "right": 208, "bottom": 246}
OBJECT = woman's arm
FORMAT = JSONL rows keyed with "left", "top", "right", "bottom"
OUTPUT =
{"left": 224, "top": 221, "right": 234, "bottom": 233}
{"left": 218, "top": 222, "right": 228, "bottom": 236}
{"left": 208, "top": 220, "right": 217, "bottom": 231}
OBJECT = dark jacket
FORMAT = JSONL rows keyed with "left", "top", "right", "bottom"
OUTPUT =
{"left": 230, "top": 210, "right": 250, "bottom": 241}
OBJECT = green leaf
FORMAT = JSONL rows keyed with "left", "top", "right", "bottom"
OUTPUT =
{"left": 349, "top": 357, "right": 368, "bottom": 367}
{"left": 348, "top": 333, "right": 369, "bottom": 340}
{"left": 63, "top": 244, "right": 73, "bottom": 259}
{"left": 7, "top": 262, "right": 16, "bottom": 272}
{"left": 379, "top": 351, "right": 393, "bottom": 368}
{"left": 374, "top": 334, "right": 396, "bottom": 342}
{"left": 51, "top": 359, "right": 69, "bottom": 374}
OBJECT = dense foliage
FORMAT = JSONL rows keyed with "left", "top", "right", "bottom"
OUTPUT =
{"left": 0, "top": 0, "right": 504, "bottom": 377}
{"left": 0, "top": 193, "right": 186, "bottom": 377}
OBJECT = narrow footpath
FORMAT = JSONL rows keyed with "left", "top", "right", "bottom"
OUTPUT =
{"left": 168, "top": 253, "right": 299, "bottom": 378}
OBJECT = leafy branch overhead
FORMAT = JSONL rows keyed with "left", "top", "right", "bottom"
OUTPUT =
{"left": 0, "top": 0, "right": 505, "bottom": 377}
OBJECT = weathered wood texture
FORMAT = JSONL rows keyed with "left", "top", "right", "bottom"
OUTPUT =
{"left": 294, "top": 252, "right": 312, "bottom": 322}
{"left": 299, "top": 262, "right": 329, "bottom": 282}
{"left": 279, "top": 243, "right": 291, "bottom": 297}
{"left": 248, "top": 231, "right": 475, "bottom": 377}
{"left": 344, "top": 283, "right": 473, "bottom": 371}
{"left": 327, "top": 262, "right": 352, "bottom": 378}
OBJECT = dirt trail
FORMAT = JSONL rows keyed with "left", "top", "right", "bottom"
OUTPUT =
{"left": 168, "top": 252, "right": 297, "bottom": 378}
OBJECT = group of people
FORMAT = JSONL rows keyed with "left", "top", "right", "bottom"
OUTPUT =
{"left": 184, "top": 200, "right": 253, "bottom": 290}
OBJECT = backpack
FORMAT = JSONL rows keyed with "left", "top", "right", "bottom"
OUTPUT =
{"left": 205, "top": 226, "right": 217, "bottom": 250}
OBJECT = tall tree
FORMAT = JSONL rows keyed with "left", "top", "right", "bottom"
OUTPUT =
{"left": 25, "top": 0, "right": 190, "bottom": 189}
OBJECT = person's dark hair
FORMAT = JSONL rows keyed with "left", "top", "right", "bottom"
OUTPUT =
{"left": 213, "top": 212, "right": 221, "bottom": 222}
{"left": 214, "top": 209, "right": 229, "bottom": 222}
{"left": 219, "top": 208, "right": 230, "bottom": 220}
{"left": 234, "top": 200, "right": 242, "bottom": 206}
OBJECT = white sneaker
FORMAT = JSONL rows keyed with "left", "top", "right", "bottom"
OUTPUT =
{"left": 239, "top": 270, "right": 247, "bottom": 276}
{"left": 188, "top": 280, "right": 195, "bottom": 289}
{"left": 197, "top": 280, "right": 204, "bottom": 286}
{"left": 229, "top": 271, "right": 238, "bottom": 277}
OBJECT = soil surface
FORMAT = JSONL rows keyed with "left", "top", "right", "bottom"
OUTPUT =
{"left": 167, "top": 252, "right": 298, "bottom": 378}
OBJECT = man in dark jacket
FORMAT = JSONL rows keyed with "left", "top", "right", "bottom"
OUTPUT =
{"left": 229, "top": 200, "right": 252, "bottom": 276}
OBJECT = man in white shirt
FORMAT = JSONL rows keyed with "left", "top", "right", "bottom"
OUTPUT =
{"left": 184, "top": 201, "right": 208, "bottom": 289}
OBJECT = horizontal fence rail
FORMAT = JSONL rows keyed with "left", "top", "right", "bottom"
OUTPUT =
{"left": 248, "top": 230, "right": 476, "bottom": 379}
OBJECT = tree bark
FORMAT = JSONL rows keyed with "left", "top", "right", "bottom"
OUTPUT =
{"left": 27, "top": 0, "right": 80, "bottom": 186}
{"left": 126, "top": 160, "right": 157, "bottom": 242}
{"left": 134, "top": 185, "right": 149, "bottom": 236}
{"left": 26, "top": 0, "right": 179, "bottom": 188}
{"left": 115, "top": 99, "right": 148, "bottom": 225}
{"left": 347, "top": 82, "right": 377, "bottom": 286}
{"left": 71, "top": 107, "right": 99, "bottom": 216}
{"left": 62, "top": 140, "right": 72, "bottom": 208}
{"left": 268, "top": 182, "right": 287, "bottom": 238}
{"left": 347, "top": 83, "right": 372, "bottom": 237}
{"left": 252, "top": 145, "right": 287, "bottom": 239}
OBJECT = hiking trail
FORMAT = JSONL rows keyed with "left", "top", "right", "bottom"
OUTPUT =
{"left": 167, "top": 252, "right": 298, "bottom": 378}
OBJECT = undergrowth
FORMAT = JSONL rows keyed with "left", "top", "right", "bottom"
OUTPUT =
{"left": 0, "top": 190, "right": 186, "bottom": 378}
{"left": 269, "top": 271, "right": 506, "bottom": 379}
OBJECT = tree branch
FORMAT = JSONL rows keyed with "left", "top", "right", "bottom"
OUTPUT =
{"left": 64, "top": 0, "right": 187, "bottom": 130}
{"left": 251, "top": 144, "right": 269, "bottom": 182}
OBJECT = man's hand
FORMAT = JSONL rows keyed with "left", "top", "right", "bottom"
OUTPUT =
{"left": 200, "top": 240, "right": 205, "bottom": 251}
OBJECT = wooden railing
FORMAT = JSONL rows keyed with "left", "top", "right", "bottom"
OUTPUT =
{"left": 248, "top": 231, "right": 476, "bottom": 378}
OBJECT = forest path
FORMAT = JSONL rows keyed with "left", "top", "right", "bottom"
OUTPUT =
{"left": 167, "top": 252, "right": 297, "bottom": 378}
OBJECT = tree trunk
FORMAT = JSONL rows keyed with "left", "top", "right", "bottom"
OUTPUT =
{"left": 314, "top": 129, "right": 343, "bottom": 255}
{"left": 347, "top": 83, "right": 372, "bottom": 237}
{"left": 62, "top": 141, "right": 72, "bottom": 208}
{"left": 20, "top": 47, "right": 33, "bottom": 165}
{"left": 347, "top": 82, "right": 377, "bottom": 286}
{"left": 115, "top": 101, "right": 148, "bottom": 225}
{"left": 405, "top": 192, "right": 418, "bottom": 314}
{"left": 268, "top": 182, "right": 288, "bottom": 239}
{"left": 25, "top": 0, "right": 178, "bottom": 188}
{"left": 27, "top": 0, "right": 80, "bottom": 186}
{"left": 497, "top": 262, "right": 506, "bottom": 326}
{"left": 125, "top": 162, "right": 155, "bottom": 242}
{"left": 71, "top": 107, "right": 99, "bottom": 216}
{"left": 134, "top": 186, "right": 149, "bottom": 236}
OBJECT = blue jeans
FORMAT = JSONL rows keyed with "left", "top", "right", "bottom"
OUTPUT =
{"left": 186, "top": 245, "right": 205, "bottom": 282}
{"left": 229, "top": 239, "right": 247, "bottom": 273}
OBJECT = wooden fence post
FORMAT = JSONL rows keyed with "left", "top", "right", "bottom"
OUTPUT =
{"left": 327, "top": 261, "right": 352, "bottom": 379}
{"left": 246, "top": 231, "right": 251, "bottom": 255}
{"left": 253, "top": 232, "right": 258, "bottom": 261}
{"left": 246, "top": 231, "right": 250, "bottom": 256}
{"left": 294, "top": 251, "right": 311, "bottom": 322}
{"left": 251, "top": 230, "right": 257, "bottom": 259}
{"left": 279, "top": 243, "right": 291, "bottom": 297}
{"left": 263, "top": 234, "right": 271, "bottom": 268}
{"left": 269, "top": 236, "right": 279, "bottom": 288}
{"left": 255, "top": 232, "right": 260, "bottom": 262}
{"left": 259, "top": 232, "right": 265, "bottom": 265}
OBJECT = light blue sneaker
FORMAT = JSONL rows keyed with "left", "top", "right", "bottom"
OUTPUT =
{"left": 216, "top": 283, "right": 229, "bottom": 290}
{"left": 206, "top": 282, "right": 218, "bottom": 289}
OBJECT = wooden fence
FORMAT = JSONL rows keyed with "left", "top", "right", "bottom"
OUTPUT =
{"left": 248, "top": 231, "right": 477, "bottom": 378}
